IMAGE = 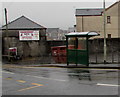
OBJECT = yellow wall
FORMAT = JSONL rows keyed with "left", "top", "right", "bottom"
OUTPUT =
{"left": 104, "top": 2, "right": 119, "bottom": 38}
{"left": 76, "top": 16, "right": 102, "bottom": 38}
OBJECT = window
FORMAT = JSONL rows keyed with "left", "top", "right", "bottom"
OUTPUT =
{"left": 107, "top": 16, "right": 111, "bottom": 24}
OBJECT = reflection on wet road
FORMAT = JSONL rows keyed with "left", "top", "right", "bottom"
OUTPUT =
{"left": 2, "top": 65, "right": 119, "bottom": 95}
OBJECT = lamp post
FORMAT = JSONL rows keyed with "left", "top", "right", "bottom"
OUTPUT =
{"left": 103, "top": 0, "right": 107, "bottom": 63}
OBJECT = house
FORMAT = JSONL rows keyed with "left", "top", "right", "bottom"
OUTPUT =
{"left": 68, "top": 25, "right": 76, "bottom": 32}
{"left": 76, "top": 1, "right": 120, "bottom": 39}
{"left": 2, "top": 15, "right": 47, "bottom": 58}
{"left": 76, "top": 8, "right": 103, "bottom": 36}
{"left": 105, "top": 1, "right": 120, "bottom": 38}
{"left": 46, "top": 28, "right": 67, "bottom": 40}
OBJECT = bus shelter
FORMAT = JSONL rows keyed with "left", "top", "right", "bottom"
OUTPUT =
{"left": 65, "top": 31, "right": 99, "bottom": 66}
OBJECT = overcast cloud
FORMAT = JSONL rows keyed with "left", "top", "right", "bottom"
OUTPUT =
{"left": 1, "top": 0, "right": 118, "bottom": 30}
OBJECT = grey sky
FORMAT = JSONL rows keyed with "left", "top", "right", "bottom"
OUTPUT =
{"left": 1, "top": 1, "right": 117, "bottom": 30}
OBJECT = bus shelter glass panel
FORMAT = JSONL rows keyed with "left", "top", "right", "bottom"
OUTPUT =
{"left": 67, "top": 37, "right": 76, "bottom": 63}
{"left": 67, "top": 37, "right": 88, "bottom": 66}
{"left": 78, "top": 37, "right": 86, "bottom": 50}
{"left": 77, "top": 37, "right": 88, "bottom": 65}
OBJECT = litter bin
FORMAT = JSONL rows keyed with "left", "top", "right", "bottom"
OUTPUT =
{"left": 51, "top": 46, "right": 67, "bottom": 63}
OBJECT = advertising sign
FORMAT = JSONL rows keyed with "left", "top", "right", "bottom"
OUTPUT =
{"left": 19, "top": 30, "right": 39, "bottom": 40}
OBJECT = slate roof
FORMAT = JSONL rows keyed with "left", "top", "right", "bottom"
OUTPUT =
{"left": 76, "top": 9, "right": 103, "bottom": 16}
{"left": 2, "top": 15, "right": 46, "bottom": 30}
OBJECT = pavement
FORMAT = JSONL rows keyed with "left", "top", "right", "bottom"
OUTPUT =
{"left": 2, "top": 61, "right": 120, "bottom": 69}
{"left": 24, "top": 63, "right": 120, "bottom": 69}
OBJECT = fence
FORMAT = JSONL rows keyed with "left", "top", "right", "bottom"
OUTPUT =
{"left": 89, "top": 38, "right": 120, "bottom": 63}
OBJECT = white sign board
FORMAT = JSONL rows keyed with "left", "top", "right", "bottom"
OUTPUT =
{"left": 19, "top": 30, "right": 39, "bottom": 40}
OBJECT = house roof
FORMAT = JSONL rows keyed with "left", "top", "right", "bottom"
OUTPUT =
{"left": 105, "top": 1, "right": 120, "bottom": 11}
{"left": 2, "top": 15, "right": 46, "bottom": 30}
{"left": 76, "top": 9, "right": 103, "bottom": 16}
{"left": 76, "top": 1, "right": 119, "bottom": 16}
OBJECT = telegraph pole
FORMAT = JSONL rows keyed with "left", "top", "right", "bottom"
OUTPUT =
{"left": 103, "top": 0, "right": 107, "bottom": 63}
{"left": 4, "top": 8, "right": 10, "bottom": 61}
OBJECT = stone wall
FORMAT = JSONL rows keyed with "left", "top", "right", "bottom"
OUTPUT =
{"left": 2, "top": 32, "right": 119, "bottom": 63}
{"left": 3, "top": 37, "right": 47, "bottom": 58}
{"left": 2, "top": 29, "right": 47, "bottom": 61}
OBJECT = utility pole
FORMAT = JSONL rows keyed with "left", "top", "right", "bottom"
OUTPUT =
{"left": 4, "top": 8, "right": 10, "bottom": 61}
{"left": 103, "top": 0, "right": 107, "bottom": 63}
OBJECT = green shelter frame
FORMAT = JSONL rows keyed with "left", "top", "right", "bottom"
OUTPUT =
{"left": 65, "top": 31, "right": 100, "bottom": 66}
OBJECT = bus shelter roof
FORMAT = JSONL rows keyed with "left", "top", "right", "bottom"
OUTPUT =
{"left": 65, "top": 31, "right": 100, "bottom": 37}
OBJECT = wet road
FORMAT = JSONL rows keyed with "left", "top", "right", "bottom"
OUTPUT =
{"left": 2, "top": 65, "right": 119, "bottom": 95}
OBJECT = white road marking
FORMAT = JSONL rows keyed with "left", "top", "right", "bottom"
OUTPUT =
{"left": 89, "top": 69, "right": 119, "bottom": 71}
{"left": 97, "top": 83, "right": 119, "bottom": 87}
{"left": 26, "top": 75, "right": 67, "bottom": 82}
{"left": 2, "top": 71, "right": 15, "bottom": 74}
{"left": 2, "top": 70, "right": 67, "bottom": 82}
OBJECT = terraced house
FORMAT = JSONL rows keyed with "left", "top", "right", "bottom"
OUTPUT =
{"left": 76, "top": 1, "right": 120, "bottom": 39}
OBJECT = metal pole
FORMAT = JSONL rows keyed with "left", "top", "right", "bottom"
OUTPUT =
{"left": 103, "top": 0, "right": 107, "bottom": 64}
{"left": 82, "top": 16, "right": 84, "bottom": 32}
{"left": 86, "top": 37, "right": 89, "bottom": 66}
{"left": 75, "top": 37, "right": 78, "bottom": 66}
{"left": 95, "top": 39, "right": 98, "bottom": 64}
{"left": 66, "top": 37, "right": 69, "bottom": 66}
{"left": 4, "top": 8, "right": 10, "bottom": 61}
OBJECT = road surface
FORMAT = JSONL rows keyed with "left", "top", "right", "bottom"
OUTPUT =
{"left": 2, "top": 65, "right": 119, "bottom": 95}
